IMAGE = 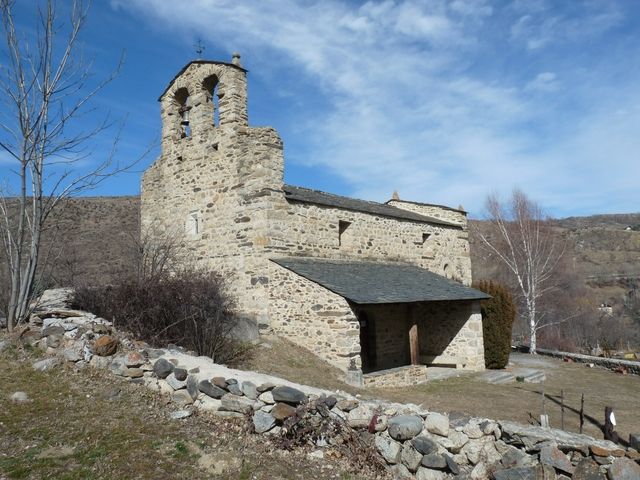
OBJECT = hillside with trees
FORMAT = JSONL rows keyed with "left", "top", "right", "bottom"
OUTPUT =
{"left": 470, "top": 212, "right": 640, "bottom": 353}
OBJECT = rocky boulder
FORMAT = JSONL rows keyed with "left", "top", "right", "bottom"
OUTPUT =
{"left": 198, "top": 380, "right": 226, "bottom": 399}
{"left": 93, "top": 335, "right": 118, "bottom": 356}
{"left": 271, "top": 385, "right": 307, "bottom": 405}
{"left": 388, "top": 415, "right": 424, "bottom": 441}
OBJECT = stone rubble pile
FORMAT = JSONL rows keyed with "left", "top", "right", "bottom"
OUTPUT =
{"left": 11, "top": 298, "right": 640, "bottom": 480}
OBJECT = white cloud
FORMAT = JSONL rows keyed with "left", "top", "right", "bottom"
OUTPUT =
{"left": 526, "top": 72, "right": 560, "bottom": 92}
{"left": 113, "top": 0, "right": 639, "bottom": 217}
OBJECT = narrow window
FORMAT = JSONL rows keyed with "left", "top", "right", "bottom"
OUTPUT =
{"left": 421, "top": 233, "right": 431, "bottom": 244}
{"left": 338, "top": 220, "right": 351, "bottom": 246}
{"left": 202, "top": 75, "right": 220, "bottom": 126}
{"left": 186, "top": 211, "right": 200, "bottom": 236}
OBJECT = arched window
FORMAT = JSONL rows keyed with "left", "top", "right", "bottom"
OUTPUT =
{"left": 174, "top": 87, "right": 192, "bottom": 137}
{"left": 202, "top": 75, "right": 220, "bottom": 126}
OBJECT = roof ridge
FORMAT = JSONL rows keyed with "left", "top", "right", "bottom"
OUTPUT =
{"left": 282, "top": 184, "right": 460, "bottom": 228}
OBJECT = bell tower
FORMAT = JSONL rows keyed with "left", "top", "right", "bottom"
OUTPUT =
{"left": 158, "top": 54, "right": 249, "bottom": 156}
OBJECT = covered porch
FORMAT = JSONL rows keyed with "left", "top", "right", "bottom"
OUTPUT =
{"left": 272, "top": 257, "right": 489, "bottom": 387}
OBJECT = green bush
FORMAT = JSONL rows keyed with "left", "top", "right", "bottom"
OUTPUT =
{"left": 473, "top": 280, "right": 516, "bottom": 369}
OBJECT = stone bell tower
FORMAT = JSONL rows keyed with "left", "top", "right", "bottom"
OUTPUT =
{"left": 141, "top": 54, "right": 285, "bottom": 337}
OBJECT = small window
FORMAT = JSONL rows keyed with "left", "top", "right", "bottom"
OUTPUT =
{"left": 338, "top": 220, "right": 351, "bottom": 246}
{"left": 186, "top": 211, "right": 200, "bottom": 236}
{"left": 421, "top": 233, "right": 431, "bottom": 244}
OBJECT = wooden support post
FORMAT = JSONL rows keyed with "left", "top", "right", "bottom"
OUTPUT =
{"left": 409, "top": 323, "right": 419, "bottom": 366}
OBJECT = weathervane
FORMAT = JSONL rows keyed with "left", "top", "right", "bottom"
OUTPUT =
{"left": 194, "top": 38, "right": 205, "bottom": 59}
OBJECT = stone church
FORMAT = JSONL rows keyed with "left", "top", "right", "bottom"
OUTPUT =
{"left": 141, "top": 55, "right": 488, "bottom": 387}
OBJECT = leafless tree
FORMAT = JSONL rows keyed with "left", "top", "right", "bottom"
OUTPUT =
{"left": 474, "top": 189, "right": 565, "bottom": 353}
{"left": 124, "top": 220, "right": 188, "bottom": 282}
{"left": 0, "top": 0, "right": 135, "bottom": 331}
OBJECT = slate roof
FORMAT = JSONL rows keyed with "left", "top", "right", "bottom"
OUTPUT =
{"left": 282, "top": 185, "right": 461, "bottom": 228}
{"left": 271, "top": 257, "right": 490, "bottom": 304}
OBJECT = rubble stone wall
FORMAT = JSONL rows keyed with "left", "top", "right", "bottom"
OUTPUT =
{"left": 387, "top": 199, "right": 467, "bottom": 226}
{"left": 265, "top": 200, "right": 473, "bottom": 286}
{"left": 416, "top": 301, "right": 485, "bottom": 371}
{"left": 266, "top": 262, "right": 361, "bottom": 371}
{"left": 15, "top": 299, "right": 640, "bottom": 480}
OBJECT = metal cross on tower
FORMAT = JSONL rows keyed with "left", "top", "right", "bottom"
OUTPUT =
{"left": 194, "top": 39, "right": 205, "bottom": 59}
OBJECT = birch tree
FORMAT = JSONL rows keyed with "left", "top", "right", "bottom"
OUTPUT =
{"left": 475, "top": 189, "right": 564, "bottom": 353}
{"left": 0, "top": 0, "right": 130, "bottom": 331}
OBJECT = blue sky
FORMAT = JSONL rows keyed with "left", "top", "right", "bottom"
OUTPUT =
{"left": 1, "top": 0, "right": 639, "bottom": 218}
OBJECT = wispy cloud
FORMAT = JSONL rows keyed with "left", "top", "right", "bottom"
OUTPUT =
{"left": 112, "top": 0, "right": 639, "bottom": 217}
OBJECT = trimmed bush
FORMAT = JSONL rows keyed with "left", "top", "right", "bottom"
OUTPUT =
{"left": 473, "top": 280, "right": 516, "bottom": 369}
{"left": 72, "top": 270, "right": 251, "bottom": 365}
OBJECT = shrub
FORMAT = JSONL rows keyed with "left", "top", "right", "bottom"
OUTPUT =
{"left": 72, "top": 269, "right": 251, "bottom": 365}
{"left": 473, "top": 280, "right": 516, "bottom": 369}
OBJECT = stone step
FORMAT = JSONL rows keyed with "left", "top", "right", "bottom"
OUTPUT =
{"left": 482, "top": 371, "right": 515, "bottom": 384}
{"left": 523, "top": 371, "right": 546, "bottom": 383}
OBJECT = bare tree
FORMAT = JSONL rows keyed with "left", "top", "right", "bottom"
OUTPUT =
{"left": 0, "top": 0, "right": 133, "bottom": 331}
{"left": 474, "top": 189, "right": 565, "bottom": 353}
{"left": 124, "top": 220, "right": 188, "bottom": 282}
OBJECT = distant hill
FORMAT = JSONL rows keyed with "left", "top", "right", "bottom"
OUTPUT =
{"left": 40, "top": 196, "right": 140, "bottom": 286}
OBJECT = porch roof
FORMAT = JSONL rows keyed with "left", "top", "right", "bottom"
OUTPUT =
{"left": 271, "top": 257, "right": 490, "bottom": 304}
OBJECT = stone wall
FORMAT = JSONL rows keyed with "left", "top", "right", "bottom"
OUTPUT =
{"left": 363, "top": 365, "right": 428, "bottom": 388}
{"left": 264, "top": 199, "right": 472, "bottom": 286}
{"left": 537, "top": 348, "right": 640, "bottom": 375}
{"left": 141, "top": 60, "right": 285, "bottom": 334}
{"left": 266, "top": 262, "right": 361, "bottom": 371}
{"left": 16, "top": 298, "right": 640, "bottom": 480}
{"left": 355, "top": 304, "right": 410, "bottom": 371}
{"left": 416, "top": 301, "right": 485, "bottom": 371}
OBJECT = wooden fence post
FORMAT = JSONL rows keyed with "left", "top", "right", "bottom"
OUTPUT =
{"left": 579, "top": 394, "right": 584, "bottom": 434}
{"left": 560, "top": 390, "right": 565, "bottom": 430}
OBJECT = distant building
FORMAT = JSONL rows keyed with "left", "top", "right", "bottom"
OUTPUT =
{"left": 141, "top": 56, "right": 488, "bottom": 387}
{"left": 598, "top": 303, "right": 614, "bottom": 316}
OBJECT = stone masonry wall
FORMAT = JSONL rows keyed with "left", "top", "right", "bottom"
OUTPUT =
{"left": 141, "top": 61, "right": 284, "bottom": 335}
{"left": 416, "top": 301, "right": 485, "bottom": 371}
{"left": 267, "top": 262, "right": 361, "bottom": 371}
{"left": 264, "top": 199, "right": 472, "bottom": 286}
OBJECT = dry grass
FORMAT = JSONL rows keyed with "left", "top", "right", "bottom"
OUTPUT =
{"left": 371, "top": 360, "right": 640, "bottom": 446}
{"left": 0, "top": 340, "right": 376, "bottom": 480}
{"left": 242, "top": 336, "right": 361, "bottom": 396}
